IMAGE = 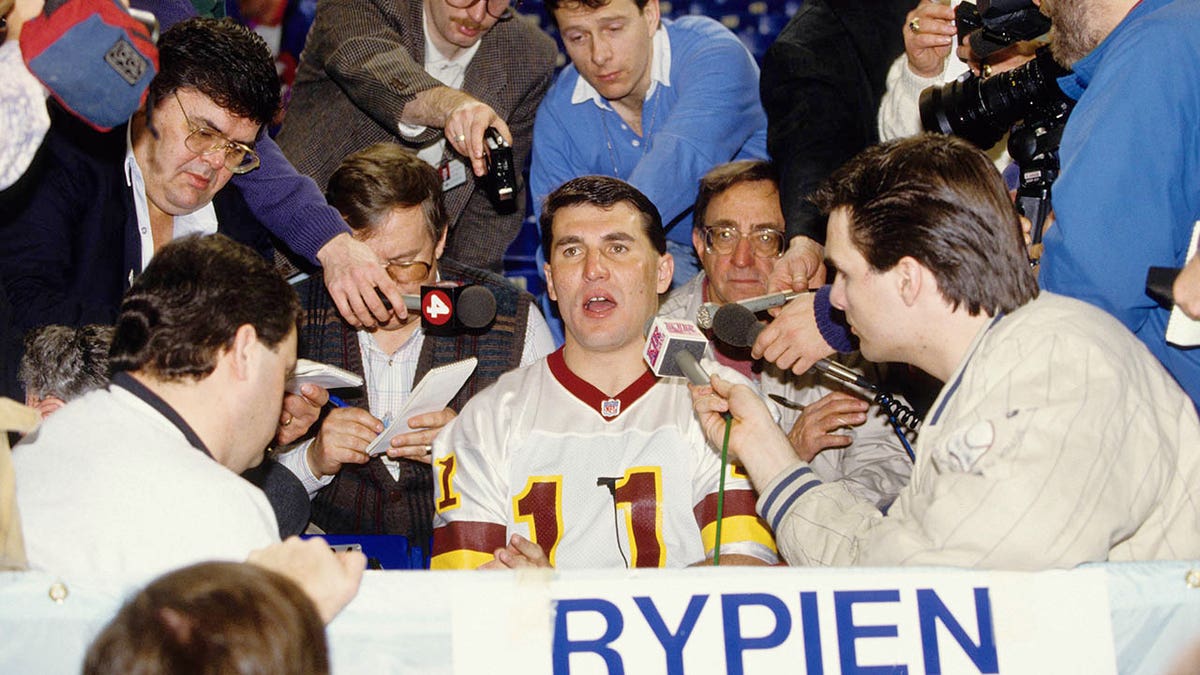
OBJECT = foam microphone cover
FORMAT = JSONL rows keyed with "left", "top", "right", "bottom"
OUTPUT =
{"left": 457, "top": 285, "right": 498, "bottom": 329}
{"left": 711, "top": 302, "right": 763, "bottom": 349}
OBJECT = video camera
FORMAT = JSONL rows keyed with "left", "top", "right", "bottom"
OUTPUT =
{"left": 918, "top": 0, "right": 1073, "bottom": 254}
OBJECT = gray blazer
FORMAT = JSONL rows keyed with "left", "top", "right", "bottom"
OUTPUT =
{"left": 277, "top": 0, "right": 557, "bottom": 271}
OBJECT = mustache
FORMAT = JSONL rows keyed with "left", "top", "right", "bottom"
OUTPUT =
{"left": 451, "top": 16, "right": 487, "bottom": 31}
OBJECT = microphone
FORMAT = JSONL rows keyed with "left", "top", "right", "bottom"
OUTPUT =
{"left": 643, "top": 316, "right": 709, "bottom": 379}
{"left": 711, "top": 303, "right": 876, "bottom": 391}
{"left": 376, "top": 284, "right": 497, "bottom": 331}
{"left": 696, "top": 290, "right": 809, "bottom": 329}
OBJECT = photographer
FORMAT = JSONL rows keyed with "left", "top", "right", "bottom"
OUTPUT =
{"left": 1035, "top": 0, "right": 1200, "bottom": 410}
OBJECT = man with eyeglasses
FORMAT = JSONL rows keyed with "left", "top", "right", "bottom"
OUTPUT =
{"left": 0, "top": 17, "right": 280, "bottom": 358}
{"left": 274, "top": 144, "right": 555, "bottom": 545}
{"left": 275, "top": 0, "right": 556, "bottom": 273}
{"left": 659, "top": 161, "right": 911, "bottom": 509}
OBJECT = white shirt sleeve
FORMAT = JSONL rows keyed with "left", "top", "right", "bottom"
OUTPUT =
{"left": 274, "top": 440, "right": 335, "bottom": 498}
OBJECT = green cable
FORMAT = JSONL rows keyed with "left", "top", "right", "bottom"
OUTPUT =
{"left": 713, "top": 414, "right": 732, "bottom": 566}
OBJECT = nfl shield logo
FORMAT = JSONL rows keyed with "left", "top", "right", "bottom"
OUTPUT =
{"left": 600, "top": 398, "right": 621, "bottom": 418}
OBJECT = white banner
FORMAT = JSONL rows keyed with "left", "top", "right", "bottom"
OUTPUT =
{"left": 452, "top": 567, "right": 1116, "bottom": 675}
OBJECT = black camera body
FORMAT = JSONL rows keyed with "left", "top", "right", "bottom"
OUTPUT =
{"left": 958, "top": 0, "right": 1050, "bottom": 59}
{"left": 919, "top": 1, "right": 1071, "bottom": 257}
{"left": 484, "top": 126, "right": 517, "bottom": 214}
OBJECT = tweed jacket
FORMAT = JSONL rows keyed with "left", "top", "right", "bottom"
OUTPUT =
{"left": 276, "top": 0, "right": 557, "bottom": 272}
{"left": 294, "top": 259, "right": 533, "bottom": 541}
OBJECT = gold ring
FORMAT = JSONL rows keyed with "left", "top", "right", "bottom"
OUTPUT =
{"left": 981, "top": 64, "right": 993, "bottom": 78}
{"left": 423, "top": 445, "right": 433, "bottom": 455}
{"left": 282, "top": 416, "right": 292, "bottom": 427}
{"left": 455, "top": 133, "right": 466, "bottom": 143}
{"left": 908, "top": 17, "right": 920, "bottom": 33}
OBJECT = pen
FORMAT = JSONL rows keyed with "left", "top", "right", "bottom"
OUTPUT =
{"left": 328, "top": 395, "right": 349, "bottom": 408}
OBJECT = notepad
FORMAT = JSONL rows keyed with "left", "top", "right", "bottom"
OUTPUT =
{"left": 364, "top": 357, "right": 478, "bottom": 457}
{"left": 286, "top": 359, "right": 364, "bottom": 394}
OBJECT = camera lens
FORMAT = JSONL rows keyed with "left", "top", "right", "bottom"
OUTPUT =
{"left": 919, "top": 46, "right": 1071, "bottom": 149}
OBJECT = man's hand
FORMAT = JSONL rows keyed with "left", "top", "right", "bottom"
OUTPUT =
{"left": 307, "top": 407, "right": 383, "bottom": 478}
{"left": 404, "top": 86, "right": 511, "bottom": 177}
{"left": 752, "top": 292, "right": 837, "bottom": 375}
{"left": 785, "top": 392, "right": 868, "bottom": 462}
{"left": 480, "top": 534, "right": 552, "bottom": 569}
{"left": 766, "top": 236, "right": 826, "bottom": 294}
{"left": 1175, "top": 255, "right": 1200, "bottom": 320}
{"left": 315, "top": 232, "right": 406, "bottom": 329}
{"left": 387, "top": 407, "right": 456, "bottom": 464}
{"left": 277, "top": 384, "right": 330, "bottom": 445}
{"left": 689, "top": 375, "right": 797, "bottom": 490}
{"left": 904, "top": 0, "right": 957, "bottom": 78}
{"left": 443, "top": 96, "right": 512, "bottom": 178}
{"left": 246, "top": 536, "right": 366, "bottom": 624}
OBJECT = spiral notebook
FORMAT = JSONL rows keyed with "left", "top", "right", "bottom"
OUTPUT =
{"left": 364, "top": 357, "right": 477, "bottom": 457}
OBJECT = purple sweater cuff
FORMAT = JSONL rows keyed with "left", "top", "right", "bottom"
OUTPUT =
{"left": 814, "top": 284, "right": 857, "bottom": 353}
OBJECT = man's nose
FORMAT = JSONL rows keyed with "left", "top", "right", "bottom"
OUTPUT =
{"left": 731, "top": 236, "right": 755, "bottom": 267}
{"left": 583, "top": 249, "right": 609, "bottom": 279}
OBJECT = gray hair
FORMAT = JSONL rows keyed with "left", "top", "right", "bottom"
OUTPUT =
{"left": 18, "top": 324, "right": 115, "bottom": 401}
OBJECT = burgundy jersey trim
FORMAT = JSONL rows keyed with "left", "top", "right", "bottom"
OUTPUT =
{"left": 432, "top": 521, "right": 507, "bottom": 555}
{"left": 547, "top": 348, "right": 658, "bottom": 422}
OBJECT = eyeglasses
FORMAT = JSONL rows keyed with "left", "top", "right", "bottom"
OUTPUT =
{"left": 174, "top": 92, "right": 261, "bottom": 174}
{"left": 382, "top": 258, "right": 433, "bottom": 283}
{"left": 445, "top": 0, "right": 518, "bottom": 19}
{"left": 702, "top": 226, "right": 785, "bottom": 258}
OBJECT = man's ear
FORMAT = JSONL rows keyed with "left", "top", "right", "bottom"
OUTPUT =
{"left": 642, "top": 0, "right": 662, "bottom": 30}
{"left": 544, "top": 262, "right": 558, "bottom": 302}
{"left": 227, "top": 324, "right": 261, "bottom": 381}
{"left": 656, "top": 252, "right": 674, "bottom": 294}
{"left": 894, "top": 256, "right": 925, "bottom": 306}
{"left": 434, "top": 227, "right": 448, "bottom": 261}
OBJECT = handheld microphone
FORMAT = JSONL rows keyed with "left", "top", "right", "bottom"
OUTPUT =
{"left": 710, "top": 303, "right": 876, "bottom": 391}
{"left": 696, "top": 290, "right": 810, "bottom": 329}
{"left": 375, "top": 284, "right": 497, "bottom": 331}
{"left": 643, "top": 317, "right": 709, "bottom": 379}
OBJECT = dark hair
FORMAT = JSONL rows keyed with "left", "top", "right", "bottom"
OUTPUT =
{"left": 545, "top": 0, "right": 650, "bottom": 20}
{"left": 539, "top": 175, "right": 665, "bottom": 257}
{"left": 83, "top": 561, "right": 328, "bottom": 675}
{"left": 18, "top": 324, "right": 114, "bottom": 401}
{"left": 811, "top": 134, "right": 1038, "bottom": 316}
{"left": 148, "top": 17, "right": 280, "bottom": 129}
{"left": 109, "top": 235, "right": 300, "bottom": 381}
{"left": 325, "top": 143, "right": 448, "bottom": 243}
{"left": 693, "top": 160, "right": 780, "bottom": 231}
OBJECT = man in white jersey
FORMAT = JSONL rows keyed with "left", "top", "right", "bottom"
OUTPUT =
{"left": 430, "top": 176, "right": 777, "bottom": 569}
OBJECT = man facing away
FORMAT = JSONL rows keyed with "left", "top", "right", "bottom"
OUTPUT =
{"left": 14, "top": 235, "right": 301, "bottom": 583}
{"left": 692, "top": 135, "right": 1200, "bottom": 569}
{"left": 660, "top": 160, "right": 911, "bottom": 509}
{"left": 431, "top": 176, "right": 777, "bottom": 569}
{"left": 275, "top": 144, "right": 554, "bottom": 544}
{"left": 529, "top": 0, "right": 768, "bottom": 285}
{"left": 277, "top": 0, "right": 557, "bottom": 271}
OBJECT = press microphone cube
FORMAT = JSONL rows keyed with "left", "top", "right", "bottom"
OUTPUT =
{"left": 420, "top": 284, "right": 497, "bottom": 334}
{"left": 643, "top": 317, "right": 709, "bottom": 378}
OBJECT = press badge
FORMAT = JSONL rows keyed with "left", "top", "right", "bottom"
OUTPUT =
{"left": 440, "top": 158, "right": 468, "bottom": 191}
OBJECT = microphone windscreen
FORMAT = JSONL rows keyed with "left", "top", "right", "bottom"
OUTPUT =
{"left": 643, "top": 317, "right": 709, "bottom": 378}
{"left": 711, "top": 303, "right": 762, "bottom": 348}
{"left": 457, "top": 285, "right": 497, "bottom": 329}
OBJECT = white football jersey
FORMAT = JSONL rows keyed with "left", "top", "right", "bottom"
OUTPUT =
{"left": 431, "top": 350, "right": 777, "bottom": 569}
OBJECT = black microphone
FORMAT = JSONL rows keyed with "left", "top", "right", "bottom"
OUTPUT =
{"left": 710, "top": 302, "right": 763, "bottom": 349}
{"left": 375, "top": 284, "right": 497, "bottom": 331}
{"left": 711, "top": 303, "right": 876, "bottom": 391}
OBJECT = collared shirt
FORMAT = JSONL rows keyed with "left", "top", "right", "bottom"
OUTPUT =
{"left": 570, "top": 25, "right": 672, "bottom": 110}
{"left": 124, "top": 129, "right": 218, "bottom": 274}
{"left": 395, "top": 8, "right": 483, "bottom": 168}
